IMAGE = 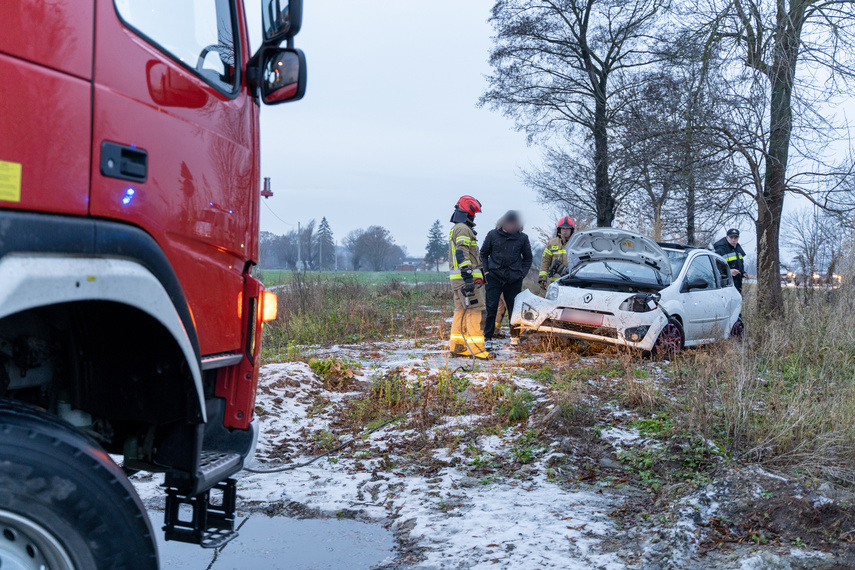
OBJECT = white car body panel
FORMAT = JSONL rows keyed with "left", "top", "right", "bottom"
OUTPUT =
{"left": 566, "top": 228, "right": 672, "bottom": 277}
{"left": 512, "top": 240, "right": 742, "bottom": 350}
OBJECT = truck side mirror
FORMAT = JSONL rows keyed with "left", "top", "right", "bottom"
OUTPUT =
{"left": 260, "top": 48, "right": 307, "bottom": 104}
{"left": 262, "top": 0, "right": 302, "bottom": 44}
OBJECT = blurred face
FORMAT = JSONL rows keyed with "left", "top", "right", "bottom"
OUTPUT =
{"left": 560, "top": 228, "right": 574, "bottom": 239}
{"left": 727, "top": 235, "right": 739, "bottom": 247}
{"left": 503, "top": 220, "right": 519, "bottom": 233}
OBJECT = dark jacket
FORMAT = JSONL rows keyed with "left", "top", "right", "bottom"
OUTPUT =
{"left": 714, "top": 237, "right": 746, "bottom": 291}
{"left": 480, "top": 228, "right": 533, "bottom": 283}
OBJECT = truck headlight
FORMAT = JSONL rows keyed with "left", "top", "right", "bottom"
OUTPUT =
{"left": 620, "top": 293, "right": 660, "bottom": 313}
{"left": 545, "top": 285, "right": 558, "bottom": 301}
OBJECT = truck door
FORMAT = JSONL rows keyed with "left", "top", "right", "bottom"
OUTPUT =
{"left": 90, "top": 0, "right": 259, "bottom": 355}
{"left": 0, "top": 1, "right": 94, "bottom": 215}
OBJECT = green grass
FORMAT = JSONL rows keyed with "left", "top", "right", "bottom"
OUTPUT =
{"left": 258, "top": 269, "right": 449, "bottom": 286}
{"left": 260, "top": 272, "right": 450, "bottom": 354}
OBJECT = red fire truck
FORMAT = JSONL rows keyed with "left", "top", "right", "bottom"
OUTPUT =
{"left": 0, "top": 1, "right": 305, "bottom": 567}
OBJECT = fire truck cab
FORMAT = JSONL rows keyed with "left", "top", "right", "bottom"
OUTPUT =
{"left": 0, "top": 0, "right": 305, "bottom": 567}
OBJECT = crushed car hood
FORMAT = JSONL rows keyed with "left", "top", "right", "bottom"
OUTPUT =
{"left": 566, "top": 228, "right": 672, "bottom": 278}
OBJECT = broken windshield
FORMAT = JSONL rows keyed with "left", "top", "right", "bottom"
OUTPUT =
{"left": 665, "top": 250, "right": 689, "bottom": 277}
{"left": 569, "top": 259, "right": 668, "bottom": 286}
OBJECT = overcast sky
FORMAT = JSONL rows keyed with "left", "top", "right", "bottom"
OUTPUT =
{"left": 246, "top": 1, "right": 855, "bottom": 266}
{"left": 248, "top": 0, "right": 551, "bottom": 258}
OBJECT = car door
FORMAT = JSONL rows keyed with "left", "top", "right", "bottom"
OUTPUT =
{"left": 90, "top": 0, "right": 258, "bottom": 355}
{"left": 714, "top": 257, "right": 739, "bottom": 334}
{"left": 680, "top": 255, "right": 722, "bottom": 344}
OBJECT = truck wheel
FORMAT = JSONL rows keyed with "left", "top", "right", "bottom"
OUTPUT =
{"left": 0, "top": 400, "right": 158, "bottom": 570}
{"left": 653, "top": 318, "right": 684, "bottom": 357}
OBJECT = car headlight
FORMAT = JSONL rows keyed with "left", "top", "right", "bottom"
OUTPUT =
{"left": 624, "top": 325, "right": 650, "bottom": 342}
{"left": 545, "top": 284, "right": 558, "bottom": 301}
{"left": 619, "top": 292, "right": 660, "bottom": 313}
{"left": 521, "top": 302, "right": 538, "bottom": 321}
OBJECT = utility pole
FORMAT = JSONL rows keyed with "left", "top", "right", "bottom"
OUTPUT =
{"left": 297, "top": 221, "right": 301, "bottom": 271}
{"left": 319, "top": 232, "right": 322, "bottom": 272}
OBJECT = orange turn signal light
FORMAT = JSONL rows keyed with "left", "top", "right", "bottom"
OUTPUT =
{"left": 261, "top": 291, "right": 278, "bottom": 322}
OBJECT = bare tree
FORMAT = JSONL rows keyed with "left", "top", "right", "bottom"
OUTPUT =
{"left": 344, "top": 229, "right": 366, "bottom": 271}
{"left": 359, "top": 226, "right": 398, "bottom": 271}
{"left": 784, "top": 208, "right": 848, "bottom": 283}
{"left": 688, "top": 0, "right": 855, "bottom": 315}
{"left": 480, "top": 0, "right": 666, "bottom": 227}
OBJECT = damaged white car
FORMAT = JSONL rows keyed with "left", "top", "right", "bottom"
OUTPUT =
{"left": 511, "top": 228, "right": 743, "bottom": 353}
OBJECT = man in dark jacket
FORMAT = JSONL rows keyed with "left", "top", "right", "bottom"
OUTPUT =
{"left": 480, "top": 211, "right": 533, "bottom": 346}
{"left": 713, "top": 228, "right": 749, "bottom": 293}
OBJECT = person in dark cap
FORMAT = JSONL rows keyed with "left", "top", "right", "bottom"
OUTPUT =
{"left": 480, "top": 210, "right": 533, "bottom": 347}
{"left": 714, "top": 228, "right": 749, "bottom": 293}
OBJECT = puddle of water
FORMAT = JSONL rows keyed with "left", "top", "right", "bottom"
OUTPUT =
{"left": 149, "top": 511, "right": 395, "bottom": 570}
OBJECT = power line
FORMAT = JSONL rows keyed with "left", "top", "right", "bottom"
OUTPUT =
{"left": 262, "top": 200, "right": 296, "bottom": 227}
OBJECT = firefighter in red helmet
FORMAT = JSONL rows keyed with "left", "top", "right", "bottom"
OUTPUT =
{"left": 447, "top": 195, "right": 491, "bottom": 359}
{"left": 539, "top": 216, "right": 575, "bottom": 289}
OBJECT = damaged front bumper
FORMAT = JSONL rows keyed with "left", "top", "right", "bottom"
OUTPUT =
{"left": 510, "top": 290, "right": 667, "bottom": 351}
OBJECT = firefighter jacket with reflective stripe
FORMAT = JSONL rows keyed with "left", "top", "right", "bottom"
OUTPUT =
{"left": 448, "top": 222, "right": 483, "bottom": 290}
{"left": 540, "top": 235, "right": 568, "bottom": 280}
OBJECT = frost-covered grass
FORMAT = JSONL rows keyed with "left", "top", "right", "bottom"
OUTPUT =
{"left": 670, "top": 286, "right": 855, "bottom": 484}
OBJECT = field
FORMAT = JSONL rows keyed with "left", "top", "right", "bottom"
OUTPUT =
{"left": 258, "top": 269, "right": 450, "bottom": 286}
{"left": 136, "top": 279, "right": 855, "bottom": 569}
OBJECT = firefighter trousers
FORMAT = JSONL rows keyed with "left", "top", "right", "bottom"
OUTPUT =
{"left": 449, "top": 287, "right": 488, "bottom": 358}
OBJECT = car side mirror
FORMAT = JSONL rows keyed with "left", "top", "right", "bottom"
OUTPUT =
{"left": 260, "top": 48, "right": 307, "bottom": 104}
{"left": 262, "top": 0, "right": 302, "bottom": 44}
{"left": 684, "top": 277, "right": 709, "bottom": 292}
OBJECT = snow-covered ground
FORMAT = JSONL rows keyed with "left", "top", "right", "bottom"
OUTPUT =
{"left": 132, "top": 338, "right": 852, "bottom": 569}
{"left": 133, "top": 339, "right": 631, "bottom": 568}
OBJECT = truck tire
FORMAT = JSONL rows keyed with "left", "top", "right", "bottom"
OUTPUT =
{"left": 0, "top": 400, "right": 158, "bottom": 570}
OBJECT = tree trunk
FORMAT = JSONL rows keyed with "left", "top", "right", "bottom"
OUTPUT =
{"left": 755, "top": 2, "right": 803, "bottom": 318}
{"left": 652, "top": 202, "right": 663, "bottom": 241}
{"left": 593, "top": 97, "right": 614, "bottom": 227}
{"left": 686, "top": 171, "right": 696, "bottom": 245}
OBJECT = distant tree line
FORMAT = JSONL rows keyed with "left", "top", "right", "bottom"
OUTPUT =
{"left": 260, "top": 220, "right": 408, "bottom": 271}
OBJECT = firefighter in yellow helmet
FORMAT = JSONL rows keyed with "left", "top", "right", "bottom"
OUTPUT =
{"left": 448, "top": 195, "right": 491, "bottom": 359}
{"left": 538, "top": 216, "right": 575, "bottom": 290}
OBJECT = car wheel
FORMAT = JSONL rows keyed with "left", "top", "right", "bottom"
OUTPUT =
{"left": 0, "top": 400, "right": 158, "bottom": 570}
{"left": 653, "top": 318, "right": 684, "bottom": 357}
{"left": 730, "top": 317, "right": 744, "bottom": 339}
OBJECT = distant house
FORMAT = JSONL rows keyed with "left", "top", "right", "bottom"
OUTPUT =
{"left": 397, "top": 264, "right": 417, "bottom": 272}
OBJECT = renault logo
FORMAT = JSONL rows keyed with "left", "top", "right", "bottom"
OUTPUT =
{"left": 583, "top": 293, "right": 593, "bottom": 303}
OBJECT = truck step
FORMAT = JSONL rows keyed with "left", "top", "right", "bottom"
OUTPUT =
{"left": 163, "top": 479, "right": 238, "bottom": 548}
{"left": 197, "top": 450, "right": 242, "bottom": 491}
